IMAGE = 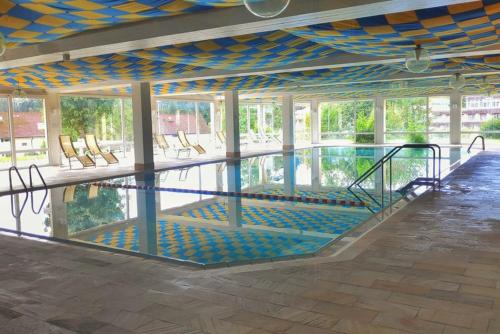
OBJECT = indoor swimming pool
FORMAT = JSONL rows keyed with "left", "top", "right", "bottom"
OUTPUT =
{"left": 0, "top": 146, "right": 475, "bottom": 267}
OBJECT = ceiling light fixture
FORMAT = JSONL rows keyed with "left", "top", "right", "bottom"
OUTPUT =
{"left": 244, "top": 0, "right": 290, "bottom": 18}
{"left": 449, "top": 73, "right": 466, "bottom": 90}
{"left": 0, "top": 32, "right": 6, "bottom": 57}
{"left": 12, "top": 80, "right": 26, "bottom": 98}
{"left": 405, "top": 45, "right": 431, "bottom": 73}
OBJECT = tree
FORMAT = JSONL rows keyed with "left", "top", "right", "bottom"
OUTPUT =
{"left": 66, "top": 186, "right": 125, "bottom": 234}
{"left": 386, "top": 97, "right": 428, "bottom": 143}
{"left": 60, "top": 96, "right": 118, "bottom": 140}
{"left": 480, "top": 118, "right": 500, "bottom": 139}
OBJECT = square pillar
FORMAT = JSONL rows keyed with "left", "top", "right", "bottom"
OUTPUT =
{"left": 311, "top": 99, "right": 320, "bottom": 145}
{"left": 374, "top": 95, "right": 385, "bottom": 144}
{"left": 450, "top": 91, "right": 462, "bottom": 145}
{"left": 45, "top": 92, "right": 62, "bottom": 166}
{"left": 132, "top": 82, "right": 154, "bottom": 170}
{"left": 225, "top": 90, "right": 240, "bottom": 159}
{"left": 226, "top": 161, "right": 242, "bottom": 226}
{"left": 282, "top": 94, "right": 294, "bottom": 151}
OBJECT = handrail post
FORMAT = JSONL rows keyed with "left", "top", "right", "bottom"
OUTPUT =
{"left": 467, "top": 135, "right": 485, "bottom": 154}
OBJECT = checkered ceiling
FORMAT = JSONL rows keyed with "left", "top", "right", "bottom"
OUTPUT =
{"left": 0, "top": 1, "right": 241, "bottom": 46}
{"left": 0, "top": 0, "right": 499, "bottom": 94}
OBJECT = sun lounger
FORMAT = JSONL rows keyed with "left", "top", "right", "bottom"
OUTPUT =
{"left": 177, "top": 130, "right": 206, "bottom": 154}
{"left": 155, "top": 134, "right": 190, "bottom": 158}
{"left": 59, "top": 135, "right": 95, "bottom": 169}
{"left": 84, "top": 134, "right": 119, "bottom": 165}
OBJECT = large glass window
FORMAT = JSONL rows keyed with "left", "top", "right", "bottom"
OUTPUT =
{"left": 385, "top": 96, "right": 451, "bottom": 144}
{"left": 0, "top": 97, "right": 11, "bottom": 169}
{"left": 0, "top": 96, "right": 49, "bottom": 169}
{"left": 12, "top": 98, "right": 48, "bottom": 167}
{"left": 320, "top": 100, "right": 374, "bottom": 144}
{"left": 295, "top": 102, "right": 311, "bottom": 144}
{"left": 385, "top": 97, "right": 428, "bottom": 143}
{"left": 263, "top": 103, "right": 282, "bottom": 140}
{"left": 428, "top": 96, "right": 450, "bottom": 144}
{"left": 157, "top": 99, "right": 214, "bottom": 152}
{"left": 61, "top": 96, "right": 133, "bottom": 161}
{"left": 461, "top": 95, "right": 500, "bottom": 146}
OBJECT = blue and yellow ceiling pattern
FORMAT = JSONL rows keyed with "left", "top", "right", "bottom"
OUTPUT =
{"left": 0, "top": 0, "right": 499, "bottom": 96}
{"left": 0, "top": 0, "right": 242, "bottom": 46}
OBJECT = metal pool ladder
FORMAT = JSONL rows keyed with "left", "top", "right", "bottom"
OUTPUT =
{"left": 347, "top": 144, "right": 442, "bottom": 209}
{"left": 467, "top": 135, "right": 485, "bottom": 153}
{"left": 8, "top": 164, "right": 48, "bottom": 217}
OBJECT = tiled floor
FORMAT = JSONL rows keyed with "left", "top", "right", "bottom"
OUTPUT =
{"left": 1, "top": 151, "right": 500, "bottom": 333}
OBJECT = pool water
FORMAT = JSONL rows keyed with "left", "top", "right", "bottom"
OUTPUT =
{"left": 0, "top": 146, "right": 471, "bottom": 266}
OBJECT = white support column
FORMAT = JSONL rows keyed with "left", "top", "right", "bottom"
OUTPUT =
{"left": 195, "top": 101, "right": 200, "bottom": 142}
{"left": 119, "top": 98, "right": 127, "bottom": 158}
{"left": 282, "top": 94, "right": 294, "bottom": 151}
{"left": 225, "top": 90, "right": 240, "bottom": 159}
{"left": 311, "top": 99, "right": 320, "bottom": 145}
{"left": 226, "top": 161, "right": 242, "bottom": 227}
{"left": 257, "top": 104, "right": 264, "bottom": 136}
{"left": 132, "top": 82, "right": 154, "bottom": 170}
{"left": 450, "top": 91, "right": 462, "bottom": 145}
{"left": 210, "top": 101, "right": 216, "bottom": 143}
{"left": 45, "top": 92, "right": 62, "bottom": 166}
{"left": 374, "top": 95, "right": 385, "bottom": 144}
{"left": 151, "top": 96, "right": 159, "bottom": 135}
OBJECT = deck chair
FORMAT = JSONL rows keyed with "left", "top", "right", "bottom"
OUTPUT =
{"left": 216, "top": 131, "right": 248, "bottom": 150}
{"left": 63, "top": 184, "right": 99, "bottom": 203}
{"left": 177, "top": 130, "right": 206, "bottom": 154}
{"left": 84, "top": 134, "right": 119, "bottom": 165}
{"left": 59, "top": 135, "right": 95, "bottom": 169}
{"left": 155, "top": 134, "right": 190, "bottom": 158}
{"left": 63, "top": 185, "right": 76, "bottom": 203}
{"left": 88, "top": 184, "right": 99, "bottom": 199}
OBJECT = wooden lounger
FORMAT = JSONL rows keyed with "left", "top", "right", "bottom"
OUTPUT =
{"left": 154, "top": 134, "right": 190, "bottom": 158}
{"left": 177, "top": 130, "right": 206, "bottom": 154}
{"left": 216, "top": 131, "right": 248, "bottom": 149}
{"left": 59, "top": 135, "right": 95, "bottom": 169}
{"left": 63, "top": 184, "right": 99, "bottom": 203}
{"left": 84, "top": 134, "right": 119, "bottom": 165}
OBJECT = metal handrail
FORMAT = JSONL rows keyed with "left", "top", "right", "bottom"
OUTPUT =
{"left": 9, "top": 166, "right": 27, "bottom": 193}
{"left": 28, "top": 164, "right": 47, "bottom": 189}
{"left": 348, "top": 144, "right": 441, "bottom": 208}
{"left": 29, "top": 164, "right": 48, "bottom": 214}
{"left": 8, "top": 166, "right": 28, "bottom": 218}
{"left": 467, "top": 135, "right": 485, "bottom": 153}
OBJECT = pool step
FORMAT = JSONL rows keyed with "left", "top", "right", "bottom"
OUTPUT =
{"left": 398, "top": 177, "right": 439, "bottom": 196}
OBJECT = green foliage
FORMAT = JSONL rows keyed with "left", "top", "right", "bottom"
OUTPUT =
{"left": 66, "top": 186, "right": 125, "bottom": 234}
{"left": 61, "top": 96, "right": 120, "bottom": 141}
{"left": 480, "top": 118, "right": 500, "bottom": 139}
{"left": 355, "top": 109, "right": 374, "bottom": 143}
{"left": 321, "top": 100, "right": 374, "bottom": 143}
{"left": 12, "top": 98, "right": 44, "bottom": 112}
{"left": 386, "top": 97, "right": 429, "bottom": 143}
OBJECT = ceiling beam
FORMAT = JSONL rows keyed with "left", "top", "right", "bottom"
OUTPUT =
{"left": 55, "top": 44, "right": 500, "bottom": 93}
{"left": 0, "top": 0, "right": 475, "bottom": 70}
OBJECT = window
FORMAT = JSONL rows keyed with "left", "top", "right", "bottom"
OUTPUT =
{"left": 157, "top": 99, "right": 214, "bottom": 153}
{"left": 385, "top": 97, "right": 428, "bottom": 143}
{"left": 462, "top": 94, "right": 500, "bottom": 146}
{"left": 0, "top": 97, "right": 11, "bottom": 169}
{"left": 0, "top": 97, "right": 49, "bottom": 169}
{"left": 295, "top": 102, "right": 311, "bottom": 144}
{"left": 319, "top": 100, "right": 374, "bottom": 144}
{"left": 60, "top": 96, "right": 132, "bottom": 162}
{"left": 385, "top": 96, "right": 451, "bottom": 144}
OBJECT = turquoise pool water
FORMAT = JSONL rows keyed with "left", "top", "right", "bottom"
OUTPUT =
{"left": 0, "top": 146, "right": 471, "bottom": 266}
